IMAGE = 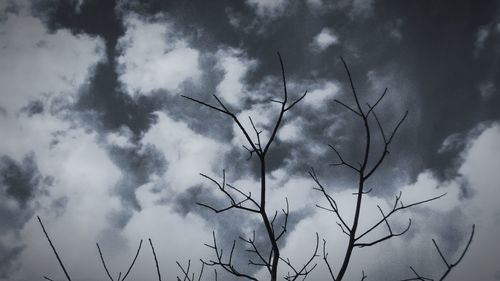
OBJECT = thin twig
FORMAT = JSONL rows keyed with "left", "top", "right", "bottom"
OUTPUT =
{"left": 37, "top": 216, "right": 72, "bottom": 281}
{"left": 149, "top": 238, "right": 162, "bottom": 281}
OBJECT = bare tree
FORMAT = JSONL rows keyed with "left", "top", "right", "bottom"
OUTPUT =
{"left": 37, "top": 54, "right": 474, "bottom": 281}
{"left": 309, "top": 58, "right": 474, "bottom": 281}
{"left": 182, "top": 52, "right": 318, "bottom": 281}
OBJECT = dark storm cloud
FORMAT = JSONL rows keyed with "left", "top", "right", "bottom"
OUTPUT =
{"left": 31, "top": 0, "right": 500, "bottom": 185}
{"left": 0, "top": 154, "right": 46, "bottom": 207}
{"left": 0, "top": 155, "right": 50, "bottom": 277}
{"left": 108, "top": 143, "right": 167, "bottom": 211}
{"left": 20, "top": 100, "right": 44, "bottom": 116}
{"left": 0, "top": 243, "right": 23, "bottom": 278}
{"left": 2, "top": 0, "right": 496, "bottom": 279}
{"left": 33, "top": 0, "right": 163, "bottom": 137}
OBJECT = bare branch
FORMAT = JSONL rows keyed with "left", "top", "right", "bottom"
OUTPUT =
{"left": 356, "top": 193, "right": 446, "bottom": 242}
{"left": 240, "top": 231, "right": 271, "bottom": 272}
{"left": 280, "top": 233, "right": 319, "bottom": 281}
{"left": 96, "top": 243, "right": 114, "bottom": 281}
{"left": 37, "top": 216, "right": 72, "bottom": 281}
{"left": 182, "top": 95, "right": 261, "bottom": 157}
{"left": 180, "top": 95, "right": 228, "bottom": 115}
{"left": 366, "top": 88, "right": 387, "bottom": 117}
{"left": 176, "top": 260, "right": 205, "bottom": 281}
{"left": 334, "top": 99, "right": 362, "bottom": 117}
{"left": 248, "top": 116, "right": 263, "bottom": 151}
{"left": 322, "top": 239, "right": 336, "bottom": 281}
{"left": 354, "top": 219, "right": 412, "bottom": 248}
{"left": 275, "top": 198, "right": 290, "bottom": 242}
{"left": 360, "top": 270, "right": 367, "bottom": 281}
{"left": 202, "top": 231, "right": 258, "bottom": 281}
{"left": 363, "top": 110, "right": 408, "bottom": 181}
{"left": 388, "top": 110, "right": 409, "bottom": 144}
{"left": 197, "top": 172, "right": 260, "bottom": 214}
{"left": 327, "top": 144, "right": 360, "bottom": 172}
{"left": 285, "top": 91, "right": 308, "bottom": 112}
{"left": 263, "top": 52, "right": 289, "bottom": 154}
{"left": 120, "top": 240, "right": 142, "bottom": 281}
{"left": 339, "top": 56, "right": 364, "bottom": 116}
{"left": 436, "top": 224, "right": 475, "bottom": 281}
{"left": 149, "top": 239, "right": 162, "bottom": 281}
{"left": 309, "top": 169, "right": 351, "bottom": 235}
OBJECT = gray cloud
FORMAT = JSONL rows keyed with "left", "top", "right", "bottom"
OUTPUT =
{"left": 1, "top": 0, "right": 500, "bottom": 280}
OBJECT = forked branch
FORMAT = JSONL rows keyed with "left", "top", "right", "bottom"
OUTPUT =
{"left": 97, "top": 240, "right": 143, "bottom": 281}
{"left": 184, "top": 52, "right": 310, "bottom": 281}
{"left": 311, "top": 57, "right": 453, "bottom": 281}
{"left": 401, "top": 224, "right": 475, "bottom": 281}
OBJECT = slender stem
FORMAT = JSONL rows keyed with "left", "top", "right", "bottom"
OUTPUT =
{"left": 37, "top": 216, "right": 72, "bottom": 281}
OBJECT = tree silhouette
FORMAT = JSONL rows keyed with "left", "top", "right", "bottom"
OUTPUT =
{"left": 37, "top": 54, "right": 475, "bottom": 281}
{"left": 182, "top": 52, "right": 317, "bottom": 281}
{"left": 309, "top": 57, "right": 475, "bottom": 281}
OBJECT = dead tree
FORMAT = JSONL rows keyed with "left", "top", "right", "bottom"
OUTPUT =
{"left": 182, "top": 52, "right": 318, "bottom": 281}
{"left": 310, "top": 58, "right": 474, "bottom": 281}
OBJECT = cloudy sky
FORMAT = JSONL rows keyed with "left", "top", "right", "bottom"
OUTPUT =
{"left": 1, "top": 0, "right": 499, "bottom": 280}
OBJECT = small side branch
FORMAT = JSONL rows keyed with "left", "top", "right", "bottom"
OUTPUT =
{"left": 120, "top": 240, "right": 143, "bottom": 281}
{"left": 240, "top": 231, "right": 271, "bottom": 272}
{"left": 273, "top": 198, "right": 290, "bottom": 243}
{"left": 434, "top": 224, "right": 475, "bottom": 281}
{"left": 322, "top": 239, "right": 336, "bottom": 281}
{"left": 176, "top": 260, "right": 205, "bottom": 281}
{"left": 97, "top": 243, "right": 115, "bottom": 281}
{"left": 400, "top": 224, "right": 475, "bottom": 281}
{"left": 353, "top": 205, "right": 412, "bottom": 248}
{"left": 360, "top": 270, "right": 367, "bottom": 281}
{"left": 310, "top": 169, "right": 351, "bottom": 236}
{"left": 355, "top": 192, "right": 446, "bottom": 243}
{"left": 281, "top": 233, "right": 319, "bottom": 281}
{"left": 202, "top": 231, "right": 258, "bottom": 281}
{"left": 327, "top": 144, "right": 360, "bottom": 172}
{"left": 149, "top": 239, "right": 162, "bottom": 281}
{"left": 197, "top": 171, "right": 260, "bottom": 214}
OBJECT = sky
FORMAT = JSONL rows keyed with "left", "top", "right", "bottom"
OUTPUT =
{"left": 0, "top": 0, "right": 499, "bottom": 280}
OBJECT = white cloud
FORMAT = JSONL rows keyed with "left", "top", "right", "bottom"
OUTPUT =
{"left": 302, "top": 81, "right": 340, "bottom": 108}
{"left": 141, "top": 112, "right": 228, "bottom": 193}
{"left": 305, "top": 0, "right": 325, "bottom": 10}
{"left": 245, "top": 0, "right": 288, "bottom": 19}
{"left": 478, "top": 81, "right": 495, "bottom": 99}
{"left": 0, "top": 11, "right": 104, "bottom": 113}
{"left": 277, "top": 122, "right": 500, "bottom": 280}
{"left": 350, "top": 0, "right": 374, "bottom": 18}
{"left": 106, "top": 126, "right": 135, "bottom": 148}
{"left": 232, "top": 103, "right": 276, "bottom": 148}
{"left": 214, "top": 48, "right": 258, "bottom": 107}
{"left": 4, "top": 126, "right": 124, "bottom": 281}
{"left": 311, "top": 28, "right": 339, "bottom": 52}
{"left": 306, "top": 0, "right": 375, "bottom": 18}
{"left": 0, "top": 5, "right": 127, "bottom": 280}
{"left": 475, "top": 25, "right": 490, "bottom": 52}
{"left": 278, "top": 117, "right": 304, "bottom": 143}
{"left": 117, "top": 15, "right": 202, "bottom": 97}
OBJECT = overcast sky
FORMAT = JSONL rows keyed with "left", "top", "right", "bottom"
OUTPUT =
{"left": 1, "top": 0, "right": 499, "bottom": 280}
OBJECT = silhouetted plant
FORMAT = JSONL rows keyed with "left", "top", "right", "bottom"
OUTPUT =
{"left": 182, "top": 52, "right": 318, "bottom": 281}
{"left": 37, "top": 54, "right": 474, "bottom": 281}
{"left": 309, "top": 57, "right": 475, "bottom": 281}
